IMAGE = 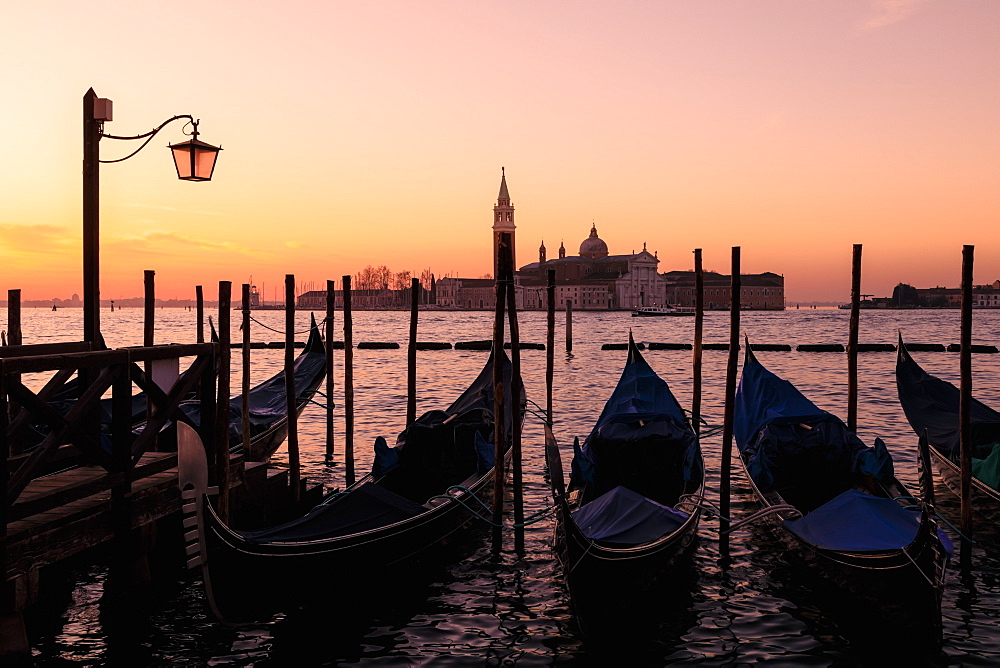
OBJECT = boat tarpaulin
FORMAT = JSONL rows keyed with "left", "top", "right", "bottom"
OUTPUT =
{"left": 572, "top": 344, "right": 702, "bottom": 492}
{"left": 782, "top": 489, "right": 921, "bottom": 552}
{"left": 734, "top": 356, "right": 828, "bottom": 451}
{"left": 572, "top": 485, "right": 688, "bottom": 545}
{"left": 736, "top": 355, "right": 894, "bottom": 492}
{"left": 896, "top": 344, "right": 1000, "bottom": 458}
{"left": 240, "top": 482, "right": 425, "bottom": 544}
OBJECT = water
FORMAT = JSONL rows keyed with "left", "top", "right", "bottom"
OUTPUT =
{"left": 8, "top": 306, "right": 1000, "bottom": 665}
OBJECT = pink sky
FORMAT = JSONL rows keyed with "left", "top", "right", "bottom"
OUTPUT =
{"left": 1, "top": 0, "right": 997, "bottom": 302}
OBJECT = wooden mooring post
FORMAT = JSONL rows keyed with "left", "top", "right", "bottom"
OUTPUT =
{"left": 216, "top": 282, "right": 232, "bottom": 521}
{"left": 960, "top": 244, "right": 974, "bottom": 568}
{"left": 7, "top": 290, "right": 21, "bottom": 427}
{"left": 546, "top": 269, "right": 555, "bottom": 424}
{"left": 144, "top": 270, "right": 155, "bottom": 347}
{"left": 503, "top": 235, "right": 524, "bottom": 554}
{"left": 326, "top": 280, "right": 336, "bottom": 463}
{"left": 407, "top": 277, "right": 419, "bottom": 425}
{"left": 847, "top": 244, "right": 862, "bottom": 433}
{"left": 491, "top": 249, "right": 507, "bottom": 554}
{"left": 720, "top": 247, "right": 741, "bottom": 555}
{"left": 692, "top": 250, "right": 704, "bottom": 435}
{"left": 196, "top": 285, "right": 205, "bottom": 344}
{"left": 343, "top": 275, "right": 355, "bottom": 487}
{"left": 241, "top": 284, "right": 252, "bottom": 460}
{"left": 285, "top": 275, "right": 301, "bottom": 503}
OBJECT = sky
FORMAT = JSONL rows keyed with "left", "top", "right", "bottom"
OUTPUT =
{"left": 1, "top": 0, "right": 997, "bottom": 303}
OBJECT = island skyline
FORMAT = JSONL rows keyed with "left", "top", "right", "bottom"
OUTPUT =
{"left": 2, "top": 1, "right": 997, "bottom": 304}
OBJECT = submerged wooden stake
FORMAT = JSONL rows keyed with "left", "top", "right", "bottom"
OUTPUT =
{"left": 241, "top": 284, "right": 252, "bottom": 460}
{"left": 847, "top": 244, "right": 862, "bottom": 433}
{"left": 565, "top": 299, "right": 573, "bottom": 353}
{"left": 720, "top": 247, "right": 741, "bottom": 549}
{"left": 325, "top": 280, "right": 335, "bottom": 462}
{"left": 343, "top": 275, "right": 355, "bottom": 487}
{"left": 960, "top": 244, "right": 974, "bottom": 566}
{"left": 692, "top": 249, "right": 704, "bottom": 435}
{"left": 407, "top": 277, "right": 419, "bottom": 425}
{"left": 285, "top": 274, "right": 300, "bottom": 503}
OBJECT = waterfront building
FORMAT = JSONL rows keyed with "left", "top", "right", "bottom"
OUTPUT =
{"left": 516, "top": 228, "right": 665, "bottom": 310}
{"left": 883, "top": 281, "right": 1000, "bottom": 308}
{"left": 297, "top": 286, "right": 432, "bottom": 309}
{"left": 662, "top": 270, "right": 785, "bottom": 310}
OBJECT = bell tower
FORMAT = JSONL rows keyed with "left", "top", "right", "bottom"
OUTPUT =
{"left": 492, "top": 167, "right": 516, "bottom": 278}
{"left": 539, "top": 240, "right": 546, "bottom": 264}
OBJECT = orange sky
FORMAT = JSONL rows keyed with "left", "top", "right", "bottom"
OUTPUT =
{"left": 1, "top": 1, "right": 997, "bottom": 303}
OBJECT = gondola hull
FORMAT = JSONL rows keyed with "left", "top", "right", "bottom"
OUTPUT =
{"left": 926, "top": 443, "right": 1000, "bottom": 529}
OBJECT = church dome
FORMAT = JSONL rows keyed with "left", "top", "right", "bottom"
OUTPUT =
{"left": 579, "top": 224, "right": 609, "bottom": 259}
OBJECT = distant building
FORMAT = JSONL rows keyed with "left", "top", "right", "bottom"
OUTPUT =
{"left": 662, "top": 270, "right": 785, "bottom": 310}
{"left": 297, "top": 286, "right": 432, "bottom": 309}
{"left": 516, "top": 229, "right": 664, "bottom": 310}
{"left": 883, "top": 280, "right": 1000, "bottom": 308}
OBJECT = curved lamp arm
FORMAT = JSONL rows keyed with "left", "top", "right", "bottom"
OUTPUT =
{"left": 99, "top": 114, "right": 197, "bottom": 164}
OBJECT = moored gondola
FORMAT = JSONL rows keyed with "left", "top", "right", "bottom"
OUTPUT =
{"left": 896, "top": 334, "right": 1000, "bottom": 528}
{"left": 546, "top": 333, "right": 704, "bottom": 589}
{"left": 159, "top": 314, "right": 327, "bottom": 460}
{"left": 179, "top": 347, "right": 523, "bottom": 616}
{"left": 735, "top": 343, "right": 948, "bottom": 601}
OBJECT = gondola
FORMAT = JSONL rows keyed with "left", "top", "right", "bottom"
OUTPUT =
{"left": 160, "top": 314, "right": 327, "bottom": 460}
{"left": 896, "top": 335, "right": 1000, "bottom": 527}
{"left": 734, "top": 343, "right": 947, "bottom": 597}
{"left": 179, "top": 347, "right": 523, "bottom": 614}
{"left": 546, "top": 333, "right": 704, "bottom": 586}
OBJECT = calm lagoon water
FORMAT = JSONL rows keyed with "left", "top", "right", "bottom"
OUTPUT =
{"left": 7, "top": 306, "right": 1000, "bottom": 665}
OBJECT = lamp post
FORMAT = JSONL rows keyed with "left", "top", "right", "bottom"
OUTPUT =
{"left": 82, "top": 88, "right": 221, "bottom": 344}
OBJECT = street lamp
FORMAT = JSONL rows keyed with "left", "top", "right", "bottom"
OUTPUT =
{"left": 82, "top": 87, "right": 222, "bottom": 344}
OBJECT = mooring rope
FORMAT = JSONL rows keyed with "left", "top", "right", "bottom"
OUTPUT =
{"left": 722, "top": 504, "right": 802, "bottom": 534}
{"left": 246, "top": 314, "right": 329, "bottom": 335}
{"left": 892, "top": 494, "right": 976, "bottom": 544}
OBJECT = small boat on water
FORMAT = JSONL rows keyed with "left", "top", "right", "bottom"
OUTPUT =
{"left": 180, "top": 347, "right": 524, "bottom": 615}
{"left": 896, "top": 334, "right": 1000, "bottom": 528}
{"left": 631, "top": 305, "right": 695, "bottom": 317}
{"left": 546, "top": 333, "right": 704, "bottom": 588}
{"left": 735, "top": 343, "right": 947, "bottom": 602}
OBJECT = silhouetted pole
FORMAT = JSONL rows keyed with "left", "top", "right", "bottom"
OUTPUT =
{"left": 492, "top": 246, "right": 508, "bottom": 553}
{"left": 847, "top": 244, "right": 862, "bottom": 433}
{"left": 692, "top": 250, "right": 704, "bottom": 435}
{"left": 83, "top": 88, "right": 101, "bottom": 345}
{"left": 143, "top": 270, "right": 155, "bottom": 348}
{"left": 285, "top": 275, "right": 301, "bottom": 503}
{"left": 343, "top": 275, "right": 355, "bottom": 487}
{"left": 241, "top": 284, "right": 252, "bottom": 459}
{"left": 565, "top": 300, "right": 573, "bottom": 352}
{"left": 325, "top": 280, "right": 335, "bottom": 463}
{"left": 7, "top": 290, "right": 21, "bottom": 347}
{"left": 960, "top": 245, "right": 974, "bottom": 566}
{"left": 546, "top": 269, "right": 556, "bottom": 424}
{"left": 196, "top": 285, "right": 205, "bottom": 343}
{"left": 144, "top": 270, "right": 156, "bottom": 449}
{"left": 215, "top": 281, "right": 232, "bottom": 521}
{"left": 7, "top": 290, "right": 21, "bottom": 428}
{"left": 503, "top": 235, "right": 524, "bottom": 554}
{"left": 407, "top": 277, "right": 419, "bottom": 425}
{"left": 720, "top": 247, "right": 741, "bottom": 553}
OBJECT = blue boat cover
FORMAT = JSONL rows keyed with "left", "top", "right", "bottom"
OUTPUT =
{"left": 572, "top": 485, "right": 688, "bottom": 545}
{"left": 782, "top": 489, "right": 920, "bottom": 552}
{"left": 240, "top": 482, "right": 425, "bottom": 544}
{"left": 896, "top": 343, "right": 1000, "bottom": 459}
{"left": 571, "top": 343, "right": 702, "bottom": 496}
{"left": 735, "top": 353, "right": 894, "bottom": 492}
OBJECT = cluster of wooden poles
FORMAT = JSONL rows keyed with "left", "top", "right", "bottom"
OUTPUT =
{"left": 2, "top": 244, "right": 983, "bottom": 562}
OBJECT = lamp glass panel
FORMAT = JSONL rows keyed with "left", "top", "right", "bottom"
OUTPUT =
{"left": 194, "top": 148, "right": 218, "bottom": 180}
{"left": 171, "top": 146, "right": 194, "bottom": 179}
